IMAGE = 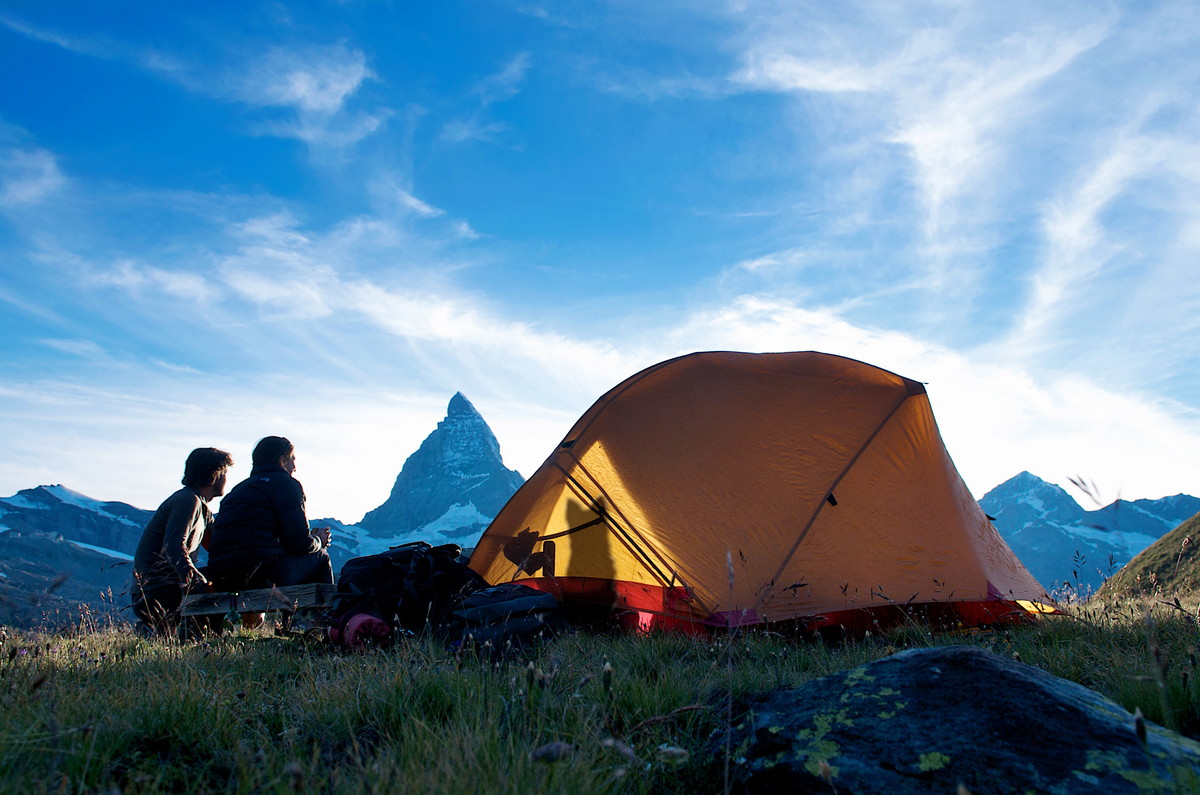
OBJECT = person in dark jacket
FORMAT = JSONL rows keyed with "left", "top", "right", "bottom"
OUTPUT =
{"left": 206, "top": 436, "right": 333, "bottom": 591}
{"left": 132, "top": 446, "right": 234, "bottom": 634}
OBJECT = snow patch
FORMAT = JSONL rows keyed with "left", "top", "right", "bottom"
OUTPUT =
{"left": 418, "top": 502, "right": 489, "bottom": 534}
{"left": 39, "top": 485, "right": 142, "bottom": 527}
{"left": 69, "top": 541, "right": 134, "bottom": 561}
{"left": 4, "top": 496, "right": 47, "bottom": 510}
{"left": 44, "top": 485, "right": 108, "bottom": 511}
{"left": 350, "top": 503, "right": 490, "bottom": 556}
{"left": 1069, "top": 525, "right": 1159, "bottom": 560}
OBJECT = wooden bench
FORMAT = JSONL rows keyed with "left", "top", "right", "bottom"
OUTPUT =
{"left": 180, "top": 583, "right": 337, "bottom": 619}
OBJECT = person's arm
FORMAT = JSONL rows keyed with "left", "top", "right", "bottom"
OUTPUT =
{"left": 163, "top": 493, "right": 209, "bottom": 588}
{"left": 276, "top": 477, "right": 321, "bottom": 555}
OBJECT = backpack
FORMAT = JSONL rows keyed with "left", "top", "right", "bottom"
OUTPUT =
{"left": 328, "top": 542, "right": 486, "bottom": 647}
{"left": 439, "top": 582, "right": 572, "bottom": 656}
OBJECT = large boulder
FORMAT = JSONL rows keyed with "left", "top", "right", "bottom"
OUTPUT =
{"left": 715, "top": 645, "right": 1200, "bottom": 794}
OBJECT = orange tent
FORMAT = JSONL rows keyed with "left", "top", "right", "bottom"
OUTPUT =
{"left": 469, "top": 351, "right": 1054, "bottom": 633}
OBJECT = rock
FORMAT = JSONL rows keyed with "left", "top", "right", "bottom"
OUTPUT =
{"left": 714, "top": 645, "right": 1200, "bottom": 794}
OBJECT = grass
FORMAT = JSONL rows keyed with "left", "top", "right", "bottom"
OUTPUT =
{"left": 2, "top": 593, "right": 1200, "bottom": 794}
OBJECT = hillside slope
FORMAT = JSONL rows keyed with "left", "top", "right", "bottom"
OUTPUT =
{"left": 1095, "top": 510, "right": 1200, "bottom": 598}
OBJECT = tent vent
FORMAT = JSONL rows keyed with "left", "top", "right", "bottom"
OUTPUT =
{"left": 826, "top": 493, "right": 838, "bottom": 507}
{"left": 560, "top": 440, "right": 576, "bottom": 449}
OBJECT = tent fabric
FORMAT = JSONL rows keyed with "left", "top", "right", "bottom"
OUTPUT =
{"left": 469, "top": 351, "right": 1054, "bottom": 631}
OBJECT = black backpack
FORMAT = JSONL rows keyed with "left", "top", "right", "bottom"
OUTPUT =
{"left": 439, "top": 582, "right": 572, "bottom": 656}
{"left": 329, "top": 542, "right": 486, "bottom": 644}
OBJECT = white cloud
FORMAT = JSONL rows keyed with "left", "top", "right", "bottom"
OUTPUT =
{"left": 228, "top": 43, "right": 388, "bottom": 147}
{"left": 238, "top": 44, "right": 372, "bottom": 113}
{"left": 732, "top": 6, "right": 1109, "bottom": 253}
{"left": 94, "top": 260, "right": 221, "bottom": 303}
{"left": 440, "top": 53, "right": 532, "bottom": 145}
{"left": 888, "top": 25, "right": 1107, "bottom": 238}
{"left": 0, "top": 146, "right": 65, "bottom": 207}
{"left": 475, "top": 52, "right": 532, "bottom": 105}
{"left": 659, "top": 294, "right": 1200, "bottom": 501}
{"left": 38, "top": 338, "right": 106, "bottom": 359}
{"left": 733, "top": 246, "right": 812, "bottom": 273}
{"left": 0, "top": 16, "right": 385, "bottom": 148}
{"left": 439, "top": 118, "right": 509, "bottom": 144}
{"left": 453, "top": 221, "right": 480, "bottom": 240}
{"left": 388, "top": 184, "right": 444, "bottom": 218}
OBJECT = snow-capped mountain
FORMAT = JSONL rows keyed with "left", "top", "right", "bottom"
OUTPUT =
{"left": 980, "top": 472, "right": 1200, "bottom": 595}
{"left": 0, "top": 487, "right": 145, "bottom": 627}
{"left": 0, "top": 392, "right": 526, "bottom": 627}
{"left": 13, "top": 403, "right": 1189, "bottom": 628}
{"left": 0, "top": 485, "right": 150, "bottom": 556}
{"left": 352, "top": 392, "right": 525, "bottom": 553}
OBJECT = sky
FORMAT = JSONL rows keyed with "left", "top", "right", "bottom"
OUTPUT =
{"left": 1, "top": 0, "right": 1199, "bottom": 523}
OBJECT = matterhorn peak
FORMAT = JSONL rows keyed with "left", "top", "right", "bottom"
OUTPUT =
{"left": 447, "top": 391, "right": 477, "bottom": 417}
{"left": 356, "top": 394, "right": 525, "bottom": 545}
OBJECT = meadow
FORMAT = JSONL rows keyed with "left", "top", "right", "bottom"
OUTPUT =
{"left": 1, "top": 594, "right": 1198, "bottom": 794}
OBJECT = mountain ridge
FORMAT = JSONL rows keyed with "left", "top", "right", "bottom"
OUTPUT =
{"left": 4, "top": 445, "right": 1197, "bottom": 627}
{"left": 980, "top": 471, "right": 1200, "bottom": 594}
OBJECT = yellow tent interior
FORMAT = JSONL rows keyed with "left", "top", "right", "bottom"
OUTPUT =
{"left": 469, "top": 351, "right": 1055, "bottom": 634}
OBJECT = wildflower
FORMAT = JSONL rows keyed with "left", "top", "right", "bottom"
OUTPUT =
{"left": 601, "top": 738, "right": 638, "bottom": 763}
{"left": 657, "top": 744, "right": 689, "bottom": 766}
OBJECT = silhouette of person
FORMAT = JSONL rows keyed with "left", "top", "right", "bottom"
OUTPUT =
{"left": 206, "top": 436, "right": 333, "bottom": 590}
{"left": 131, "top": 447, "right": 233, "bottom": 634}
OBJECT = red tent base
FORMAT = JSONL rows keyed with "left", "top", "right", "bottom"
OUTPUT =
{"left": 515, "top": 575, "right": 1045, "bottom": 638}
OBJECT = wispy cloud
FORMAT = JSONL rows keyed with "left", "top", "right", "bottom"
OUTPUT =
{"left": 1, "top": 15, "right": 386, "bottom": 148}
{"left": 221, "top": 42, "right": 388, "bottom": 147}
{"left": 733, "top": 246, "right": 813, "bottom": 274}
{"left": 380, "top": 181, "right": 444, "bottom": 218}
{"left": 731, "top": 4, "right": 1110, "bottom": 278}
{"left": 475, "top": 52, "right": 531, "bottom": 105}
{"left": 38, "top": 338, "right": 106, "bottom": 360}
{"left": 236, "top": 44, "right": 372, "bottom": 113}
{"left": 0, "top": 13, "right": 187, "bottom": 74}
{"left": 0, "top": 146, "right": 65, "bottom": 207}
{"left": 212, "top": 211, "right": 629, "bottom": 386}
{"left": 440, "top": 118, "right": 509, "bottom": 144}
{"left": 441, "top": 53, "right": 531, "bottom": 144}
{"left": 93, "top": 260, "right": 222, "bottom": 303}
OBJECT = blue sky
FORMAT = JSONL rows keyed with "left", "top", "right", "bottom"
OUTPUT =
{"left": 2, "top": 1, "right": 1198, "bottom": 523}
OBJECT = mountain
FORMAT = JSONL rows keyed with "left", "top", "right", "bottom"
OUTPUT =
{"left": 1094, "top": 511, "right": 1200, "bottom": 599}
{"left": 1, "top": 457, "right": 1194, "bottom": 627}
{"left": 0, "top": 487, "right": 144, "bottom": 628}
{"left": 354, "top": 392, "right": 525, "bottom": 551}
{"left": 0, "top": 485, "right": 150, "bottom": 555}
{"left": 0, "top": 393, "right": 527, "bottom": 628}
{"left": 0, "top": 532, "right": 132, "bottom": 628}
{"left": 980, "top": 472, "right": 1200, "bottom": 595}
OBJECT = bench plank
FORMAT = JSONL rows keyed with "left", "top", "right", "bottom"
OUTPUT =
{"left": 181, "top": 583, "right": 337, "bottom": 616}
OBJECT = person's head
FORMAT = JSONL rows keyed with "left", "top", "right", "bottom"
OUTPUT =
{"left": 182, "top": 447, "right": 234, "bottom": 493}
{"left": 252, "top": 436, "right": 296, "bottom": 473}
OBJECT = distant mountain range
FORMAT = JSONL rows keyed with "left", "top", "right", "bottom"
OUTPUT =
{"left": 980, "top": 471, "right": 1200, "bottom": 595}
{"left": 3, "top": 402, "right": 1198, "bottom": 629}
{"left": 0, "top": 393, "right": 526, "bottom": 629}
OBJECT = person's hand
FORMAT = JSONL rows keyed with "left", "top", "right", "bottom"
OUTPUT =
{"left": 314, "top": 526, "right": 332, "bottom": 548}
